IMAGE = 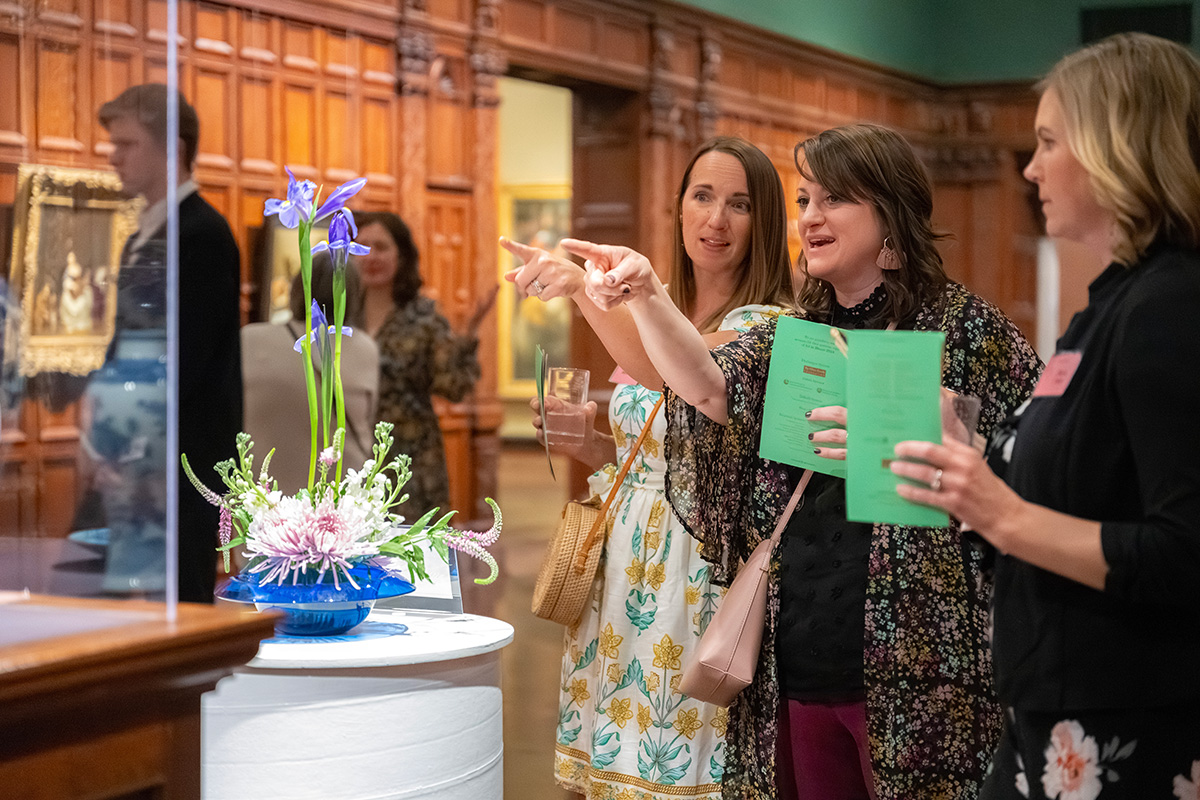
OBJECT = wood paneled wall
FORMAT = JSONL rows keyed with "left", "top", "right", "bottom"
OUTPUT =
{"left": 0, "top": 0, "right": 1041, "bottom": 534}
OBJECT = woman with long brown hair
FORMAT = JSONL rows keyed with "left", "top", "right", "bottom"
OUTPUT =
{"left": 504, "top": 136, "right": 793, "bottom": 800}
{"left": 570, "top": 123, "right": 1041, "bottom": 799}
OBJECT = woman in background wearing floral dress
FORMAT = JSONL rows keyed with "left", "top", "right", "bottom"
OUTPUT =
{"left": 572, "top": 124, "right": 1041, "bottom": 800}
{"left": 503, "top": 136, "right": 794, "bottom": 800}
{"left": 355, "top": 211, "right": 496, "bottom": 517}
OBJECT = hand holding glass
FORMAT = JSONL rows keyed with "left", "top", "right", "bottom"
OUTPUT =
{"left": 545, "top": 367, "right": 590, "bottom": 446}
{"left": 941, "top": 390, "right": 982, "bottom": 448}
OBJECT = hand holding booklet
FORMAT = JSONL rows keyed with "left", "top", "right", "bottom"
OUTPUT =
{"left": 758, "top": 316, "right": 848, "bottom": 478}
{"left": 758, "top": 316, "right": 948, "bottom": 527}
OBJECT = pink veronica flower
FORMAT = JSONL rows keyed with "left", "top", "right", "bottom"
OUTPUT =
{"left": 445, "top": 499, "right": 502, "bottom": 585}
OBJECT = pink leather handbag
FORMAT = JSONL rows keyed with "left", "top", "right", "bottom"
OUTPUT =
{"left": 679, "top": 469, "right": 813, "bottom": 707}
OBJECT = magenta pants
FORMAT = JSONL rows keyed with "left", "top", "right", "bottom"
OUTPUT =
{"left": 775, "top": 698, "right": 878, "bottom": 800}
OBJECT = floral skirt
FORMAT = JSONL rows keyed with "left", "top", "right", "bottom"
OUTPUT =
{"left": 982, "top": 702, "right": 1200, "bottom": 800}
{"left": 554, "top": 477, "right": 726, "bottom": 800}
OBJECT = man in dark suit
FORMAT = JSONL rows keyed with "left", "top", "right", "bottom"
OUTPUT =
{"left": 93, "top": 84, "right": 242, "bottom": 602}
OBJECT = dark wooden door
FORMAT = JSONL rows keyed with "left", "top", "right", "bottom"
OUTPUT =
{"left": 568, "top": 84, "right": 642, "bottom": 496}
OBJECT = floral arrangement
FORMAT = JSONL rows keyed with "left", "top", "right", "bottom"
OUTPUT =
{"left": 182, "top": 169, "right": 500, "bottom": 592}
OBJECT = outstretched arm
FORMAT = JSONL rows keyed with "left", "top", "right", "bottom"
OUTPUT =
{"left": 500, "top": 236, "right": 665, "bottom": 388}
{"left": 562, "top": 238, "right": 730, "bottom": 425}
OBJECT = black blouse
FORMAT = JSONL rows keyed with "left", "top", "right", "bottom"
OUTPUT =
{"left": 991, "top": 243, "right": 1200, "bottom": 711}
{"left": 776, "top": 285, "right": 887, "bottom": 701}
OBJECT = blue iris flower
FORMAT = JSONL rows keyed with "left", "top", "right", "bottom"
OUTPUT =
{"left": 314, "top": 177, "right": 368, "bottom": 222}
{"left": 293, "top": 300, "right": 353, "bottom": 353}
{"left": 311, "top": 209, "right": 370, "bottom": 259}
{"left": 263, "top": 168, "right": 315, "bottom": 229}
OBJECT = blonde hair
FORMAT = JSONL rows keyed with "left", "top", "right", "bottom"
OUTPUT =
{"left": 1040, "top": 33, "right": 1200, "bottom": 265}
{"left": 668, "top": 137, "right": 794, "bottom": 333}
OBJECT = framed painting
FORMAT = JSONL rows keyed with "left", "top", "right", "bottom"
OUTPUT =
{"left": 496, "top": 184, "right": 572, "bottom": 399}
{"left": 5, "top": 165, "right": 140, "bottom": 376}
{"left": 250, "top": 216, "right": 329, "bottom": 324}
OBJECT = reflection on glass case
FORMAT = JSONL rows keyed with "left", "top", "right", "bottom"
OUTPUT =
{"left": 5, "top": 164, "right": 140, "bottom": 378}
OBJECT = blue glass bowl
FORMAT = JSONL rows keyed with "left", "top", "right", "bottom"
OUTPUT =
{"left": 215, "top": 564, "right": 415, "bottom": 636}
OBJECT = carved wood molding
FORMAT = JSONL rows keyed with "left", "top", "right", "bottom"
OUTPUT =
{"left": 220, "top": 0, "right": 400, "bottom": 38}
{"left": 648, "top": 20, "right": 683, "bottom": 139}
{"left": 696, "top": 35, "right": 721, "bottom": 140}
{"left": 470, "top": 0, "right": 506, "bottom": 108}
{"left": 918, "top": 142, "right": 1005, "bottom": 183}
{"left": 397, "top": 27, "right": 436, "bottom": 97}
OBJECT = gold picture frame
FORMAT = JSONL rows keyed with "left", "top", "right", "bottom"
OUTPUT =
{"left": 251, "top": 216, "right": 330, "bottom": 324}
{"left": 6, "top": 164, "right": 140, "bottom": 376}
{"left": 496, "top": 184, "right": 572, "bottom": 399}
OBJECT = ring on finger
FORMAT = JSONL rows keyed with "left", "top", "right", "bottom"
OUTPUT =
{"left": 930, "top": 468, "right": 944, "bottom": 492}
{"left": 530, "top": 278, "right": 546, "bottom": 296}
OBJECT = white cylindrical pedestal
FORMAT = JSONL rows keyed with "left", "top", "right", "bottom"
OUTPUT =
{"left": 202, "top": 610, "right": 514, "bottom": 799}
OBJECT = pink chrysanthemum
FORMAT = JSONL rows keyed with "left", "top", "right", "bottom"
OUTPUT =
{"left": 245, "top": 495, "right": 376, "bottom": 587}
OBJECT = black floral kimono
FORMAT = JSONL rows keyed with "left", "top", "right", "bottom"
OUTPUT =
{"left": 664, "top": 283, "right": 1042, "bottom": 800}
{"left": 374, "top": 295, "right": 480, "bottom": 517}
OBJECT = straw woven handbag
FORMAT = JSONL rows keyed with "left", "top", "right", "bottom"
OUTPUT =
{"left": 532, "top": 395, "right": 665, "bottom": 626}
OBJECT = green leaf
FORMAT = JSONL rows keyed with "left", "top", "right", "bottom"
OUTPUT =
{"left": 574, "top": 639, "right": 597, "bottom": 670}
{"left": 660, "top": 762, "right": 689, "bottom": 784}
{"left": 398, "top": 508, "right": 437, "bottom": 540}
{"left": 558, "top": 725, "right": 581, "bottom": 745}
{"left": 625, "top": 599, "right": 656, "bottom": 631}
{"left": 617, "top": 658, "right": 643, "bottom": 692}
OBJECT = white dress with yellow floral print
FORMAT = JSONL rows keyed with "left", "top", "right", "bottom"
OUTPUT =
{"left": 554, "top": 304, "right": 780, "bottom": 800}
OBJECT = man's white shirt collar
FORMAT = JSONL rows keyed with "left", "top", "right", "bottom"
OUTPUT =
{"left": 131, "top": 179, "right": 199, "bottom": 253}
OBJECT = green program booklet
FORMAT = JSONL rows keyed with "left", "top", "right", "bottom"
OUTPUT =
{"left": 843, "top": 328, "right": 947, "bottom": 527}
{"left": 758, "top": 316, "right": 847, "bottom": 478}
{"left": 535, "top": 344, "right": 555, "bottom": 479}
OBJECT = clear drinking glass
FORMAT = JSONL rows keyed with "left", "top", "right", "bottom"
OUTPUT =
{"left": 941, "top": 390, "right": 982, "bottom": 447}
{"left": 545, "top": 367, "right": 590, "bottom": 446}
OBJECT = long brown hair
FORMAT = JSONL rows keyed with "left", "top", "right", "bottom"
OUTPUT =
{"left": 793, "top": 124, "right": 949, "bottom": 323}
{"left": 668, "top": 137, "right": 794, "bottom": 333}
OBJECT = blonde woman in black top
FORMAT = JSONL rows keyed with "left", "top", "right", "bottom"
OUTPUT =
{"left": 894, "top": 33, "right": 1200, "bottom": 798}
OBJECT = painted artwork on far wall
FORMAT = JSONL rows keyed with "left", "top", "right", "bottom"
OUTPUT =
{"left": 5, "top": 165, "right": 140, "bottom": 377}
{"left": 497, "top": 184, "right": 572, "bottom": 399}
{"left": 251, "top": 216, "right": 330, "bottom": 324}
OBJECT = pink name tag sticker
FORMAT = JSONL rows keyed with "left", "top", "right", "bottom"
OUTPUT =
{"left": 610, "top": 365, "right": 636, "bottom": 385}
{"left": 1032, "top": 351, "right": 1083, "bottom": 398}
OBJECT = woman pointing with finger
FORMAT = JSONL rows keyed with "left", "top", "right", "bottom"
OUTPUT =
{"left": 569, "top": 124, "right": 1041, "bottom": 800}
{"left": 506, "top": 137, "right": 793, "bottom": 800}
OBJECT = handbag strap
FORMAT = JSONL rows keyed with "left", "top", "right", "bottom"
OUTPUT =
{"left": 768, "top": 468, "right": 814, "bottom": 547}
{"left": 573, "top": 393, "right": 666, "bottom": 573}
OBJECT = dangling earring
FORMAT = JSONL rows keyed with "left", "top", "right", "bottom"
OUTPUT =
{"left": 876, "top": 236, "right": 901, "bottom": 271}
